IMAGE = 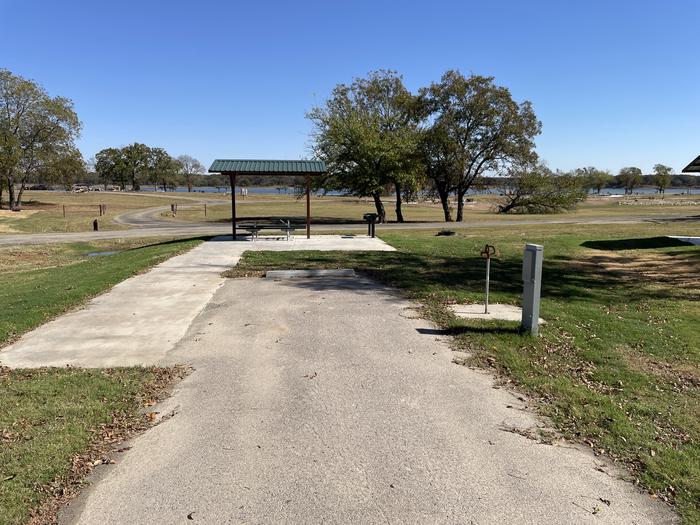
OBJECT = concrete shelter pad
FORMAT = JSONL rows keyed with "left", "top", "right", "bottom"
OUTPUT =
{"left": 63, "top": 276, "right": 673, "bottom": 524}
{"left": 668, "top": 235, "right": 700, "bottom": 245}
{"left": 450, "top": 303, "right": 544, "bottom": 324}
{"left": 0, "top": 235, "right": 394, "bottom": 368}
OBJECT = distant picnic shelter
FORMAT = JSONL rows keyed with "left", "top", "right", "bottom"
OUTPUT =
{"left": 208, "top": 159, "right": 326, "bottom": 240}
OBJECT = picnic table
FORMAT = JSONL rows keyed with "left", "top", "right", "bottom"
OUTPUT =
{"left": 237, "top": 219, "right": 297, "bottom": 241}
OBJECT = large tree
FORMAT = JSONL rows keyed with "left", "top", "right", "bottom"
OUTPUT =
{"left": 95, "top": 147, "right": 127, "bottom": 189}
{"left": 419, "top": 71, "right": 541, "bottom": 221}
{"left": 149, "top": 148, "right": 180, "bottom": 191}
{"left": 498, "top": 163, "right": 587, "bottom": 213}
{"left": 0, "top": 69, "right": 81, "bottom": 210}
{"left": 177, "top": 155, "right": 205, "bottom": 192}
{"left": 121, "top": 143, "right": 150, "bottom": 190}
{"left": 652, "top": 164, "right": 673, "bottom": 195}
{"left": 618, "top": 166, "right": 642, "bottom": 194}
{"left": 417, "top": 122, "right": 459, "bottom": 221}
{"left": 307, "top": 70, "right": 422, "bottom": 223}
{"left": 576, "top": 166, "right": 613, "bottom": 194}
{"left": 36, "top": 149, "right": 86, "bottom": 190}
{"left": 95, "top": 144, "right": 180, "bottom": 191}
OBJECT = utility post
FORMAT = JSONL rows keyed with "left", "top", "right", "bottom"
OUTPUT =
{"left": 480, "top": 244, "right": 496, "bottom": 314}
{"left": 521, "top": 243, "right": 543, "bottom": 336}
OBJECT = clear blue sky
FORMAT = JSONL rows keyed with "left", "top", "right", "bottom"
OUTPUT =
{"left": 3, "top": 0, "right": 698, "bottom": 174}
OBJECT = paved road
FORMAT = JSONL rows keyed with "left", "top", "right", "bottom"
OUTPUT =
{"left": 0, "top": 236, "right": 395, "bottom": 368}
{"left": 61, "top": 275, "right": 674, "bottom": 524}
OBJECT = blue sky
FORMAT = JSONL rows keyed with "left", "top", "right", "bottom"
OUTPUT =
{"left": 3, "top": 0, "right": 698, "bottom": 173}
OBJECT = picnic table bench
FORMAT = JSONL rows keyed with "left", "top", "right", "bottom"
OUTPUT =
{"left": 237, "top": 219, "right": 297, "bottom": 241}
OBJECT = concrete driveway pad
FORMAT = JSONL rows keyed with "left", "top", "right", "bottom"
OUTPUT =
{"left": 0, "top": 235, "right": 394, "bottom": 368}
{"left": 62, "top": 275, "right": 674, "bottom": 524}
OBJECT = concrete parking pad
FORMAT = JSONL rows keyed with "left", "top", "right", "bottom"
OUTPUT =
{"left": 450, "top": 303, "right": 545, "bottom": 324}
{"left": 62, "top": 276, "right": 674, "bottom": 524}
{"left": 0, "top": 235, "right": 394, "bottom": 368}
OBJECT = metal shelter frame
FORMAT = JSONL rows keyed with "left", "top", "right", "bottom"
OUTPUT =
{"left": 208, "top": 159, "right": 326, "bottom": 240}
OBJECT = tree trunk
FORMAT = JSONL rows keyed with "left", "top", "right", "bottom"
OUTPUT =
{"left": 0, "top": 178, "right": 4, "bottom": 209}
{"left": 455, "top": 190, "right": 467, "bottom": 222}
{"left": 437, "top": 188, "right": 452, "bottom": 222}
{"left": 394, "top": 182, "right": 404, "bottom": 223}
{"left": 8, "top": 183, "right": 16, "bottom": 211}
{"left": 372, "top": 192, "right": 386, "bottom": 223}
{"left": 498, "top": 200, "right": 518, "bottom": 213}
{"left": 15, "top": 183, "right": 25, "bottom": 211}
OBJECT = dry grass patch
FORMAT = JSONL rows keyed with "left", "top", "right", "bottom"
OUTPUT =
{"left": 576, "top": 249, "right": 700, "bottom": 289}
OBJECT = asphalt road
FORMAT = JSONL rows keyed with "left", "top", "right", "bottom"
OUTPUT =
{"left": 61, "top": 275, "right": 674, "bottom": 524}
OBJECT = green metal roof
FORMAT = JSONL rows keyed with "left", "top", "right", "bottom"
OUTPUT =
{"left": 209, "top": 159, "right": 326, "bottom": 174}
{"left": 682, "top": 155, "right": 700, "bottom": 173}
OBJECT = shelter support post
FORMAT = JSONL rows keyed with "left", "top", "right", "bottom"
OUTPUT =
{"left": 306, "top": 174, "right": 311, "bottom": 239}
{"left": 229, "top": 173, "right": 237, "bottom": 241}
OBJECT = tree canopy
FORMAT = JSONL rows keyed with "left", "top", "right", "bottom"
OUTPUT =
{"left": 652, "top": 164, "right": 673, "bottom": 194}
{"left": 177, "top": 155, "right": 205, "bottom": 192}
{"left": 0, "top": 68, "right": 82, "bottom": 210}
{"left": 417, "top": 71, "right": 541, "bottom": 221}
{"left": 308, "top": 70, "right": 541, "bottom": 222}
{"left": 94, "top": 143, "right": 182, "bottom": 191}
{"left": 498, "top": 163, "right": 587, "bottom": 213}
{"left": 576, "top": 166, "right": 613, "bottom": 194}
{"left": 618, "top": 166, "right": 643, "bottom": 194}
{"left": 307, "top": 70, "right": 422, "bottom": 222}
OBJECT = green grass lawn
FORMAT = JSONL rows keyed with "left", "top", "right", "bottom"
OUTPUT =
{"left": 229, "top": 222, "right": 700, "bottom": 522}
{"left": 169, "top": 192, "right": 700, "bottom": 225}
{"left": 0, "top": 190, "right": 213, "bottom": 234}
{"left": 0, "top": 237, "right": 202, "bottom": 523}
{"left": 0, "top": 238, "right": 203, "bottom": 346}
{"left": 0, "top": 366, "right": 183, "bottom": 525}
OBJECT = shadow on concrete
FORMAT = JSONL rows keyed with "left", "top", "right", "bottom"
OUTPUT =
{"left": 273, "top": 275, "right": 392, "bottom": 296}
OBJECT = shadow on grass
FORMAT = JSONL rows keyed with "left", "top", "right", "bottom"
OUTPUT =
{"left": 581, "top": 237, "right": 693, "bottom": 250}
{"left": 652, "top": 214, "right": 700, "bottom": 223}
{"left": 417, "top": 325, "right": 521, "bottom": 336}
{"left": 203, "top": 216, "right": 366, "bottom": 225}
{"left": 232, "top": 240, "right": 700, "bottom": 303}
{"left": 96, "top": 236, "right": 214, "bottom": 254}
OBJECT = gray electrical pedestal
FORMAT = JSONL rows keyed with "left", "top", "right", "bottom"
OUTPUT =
{"left": 521, "top": 243, "right": 543, "bottom": 335}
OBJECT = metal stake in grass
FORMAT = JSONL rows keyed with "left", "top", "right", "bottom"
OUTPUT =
{"left": 480, "top": 244, "right": 496, "bottom": 314}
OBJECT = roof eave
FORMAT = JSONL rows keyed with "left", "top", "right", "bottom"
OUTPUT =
{"left": 682, "top": 155, "right": 700, "bottom": 173}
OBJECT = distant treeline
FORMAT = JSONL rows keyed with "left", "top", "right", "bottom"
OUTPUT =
{"left": 478, "top": 174, "right": 700, "bottom": 190}
{"left": 68, "top": 172, "right": 700, "bottom": 191}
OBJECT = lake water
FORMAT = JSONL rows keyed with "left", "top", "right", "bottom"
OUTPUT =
{"left": 141, "top": 186, "right": 348, "bottom": 196}
{"left": 122, "top": 186, "right": 699, "bottom": 197}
